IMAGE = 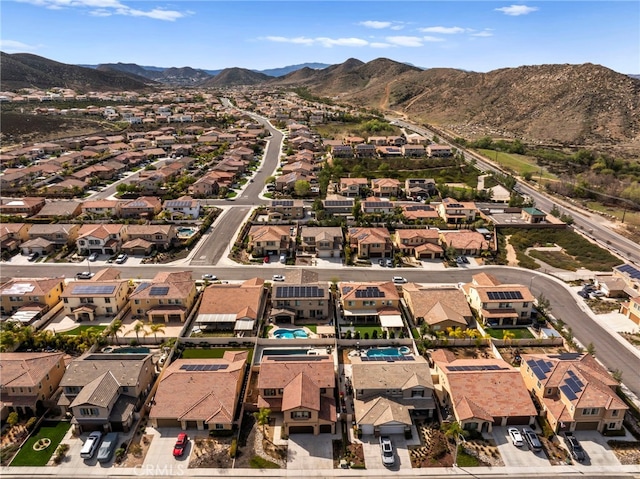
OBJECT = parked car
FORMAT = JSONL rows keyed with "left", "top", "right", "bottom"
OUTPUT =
{"left": 590, "top": 290, "right": 605, "bottom": 298}
{"left": 202, "top": 274, "right": 217, "bottom": 281}
{"left": 114, "top": 253, "right": 128, "bottom": 264}
{"left": 279, "top": 253, "right": 287, "bottom": 263}
{"left": 27, "top": 252, "right": 39, "bottom": 262}
{"left": 88, "top": 252, "right": 99, "bottom": 262}
{"left": 272, "top": 275, "right": 285, "bottom": 282}
{"left": 76, "top": 271, "right": 94, "bottom": 280}
{"left": 173, "top": 432, "right": 188, "bottom": 457}
{"left": 97, "top": 432, "right": 118, "bottom": 463}
{"left": 392, "top": 276, "right": 407, "bottom": 284}
{"left": 563, "top": 432, "right": 586, "bottom": 462}
{"left": 378, "top": 259, "right": 385, "bottom": 267}
{"left": 263, "top": 256, "right": 270, "bottom": 263}
{"left": 80, "top": 431, "right": 103, "bottom": 459}
{"left": 379, "top": 436, "right": 395, "bottom": 467}
{"left": 577, "top": 290, "right": 589, "bottom": 298}
{"left": 385, "top": 258, "right": 393, "bottom": 267}
{"left": 522, "top": 427, "right": 542, "bottom": 452}
{"left": 456, "top": 256, "right": 469, "bottom": 264}
{"left": 508, "top": 427, "right": 524, "bottom": 447}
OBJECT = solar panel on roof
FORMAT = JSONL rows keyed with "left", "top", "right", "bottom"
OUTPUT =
{"left": 531, "top": 366, "right": 546, "bottom": 381}
{"left": 355, "top": 286, "right": 385, "bottom": 298}
{"left": 180, "top": 364, "right": 229, "bottom": 371}
{"left": 167, "top": 200, "right": 191, "bottom": 208}
{"left": 325, "top": 200, "right": 353, "bottom": 207}
{"left": 273, "top": 200, "right": 294, "bottom": 206}
{"left": 73, "top": 285, "right": 116, "bottom": 295}
{"left": 617, "top": 264, "right": 640, "bottom": 279}
{"left": 560, "top": 384, "right": 577, "bottom": 401}
{"left": 149, "top": 286, "right": 170, "bottom": 296}
{"left": 487, "top": 291, "right": 524, "bottom": 301}
{"left": 275, "top": 285, "right": 325, "bottom": 299}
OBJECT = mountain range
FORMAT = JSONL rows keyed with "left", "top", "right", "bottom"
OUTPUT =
{"left": 2, "top": 52, "right": 639, "bottom": 149}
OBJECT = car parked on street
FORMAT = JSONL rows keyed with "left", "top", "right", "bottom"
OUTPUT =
{"left": 392, "top": 276, "right": 407, "bottom": 284}
{"left": 522, "top": 427, "right": 542, "bottom": 452}
{"left": 202, "top": 274, "right": 217, "bottom": 281}
{"left": 563, "top": 432, "right": 586, "bottom": 462}
{"left": 272, "top": 275, "right": 285, "bottom": 282}
{"left": 173, "top": 432, "right": 188, "bottom": 457}
{"left": 76, "top": 271, "right": 94, "bottom": 280}
{"left": 379, "top": 435, "right": 395, "bottom": 467}
{"left": 508, "top": 427, "right": 524, "bottom": 447}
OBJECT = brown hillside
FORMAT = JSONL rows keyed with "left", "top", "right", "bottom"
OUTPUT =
{"left": 199, "top": 68, "right": 271, "bottom": 87}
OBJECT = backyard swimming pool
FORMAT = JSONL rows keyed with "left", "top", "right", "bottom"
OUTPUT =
{"left": 176, "top": 227, "right": 197, "bottom": 239}
{"left": 367, "top": 347, "right": 403, "bottom": 357}
{"left": 273, "top": 328, "right": 309, "bottom": 339}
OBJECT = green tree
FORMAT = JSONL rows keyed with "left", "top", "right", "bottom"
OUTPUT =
{"left": 586, "top": 342, "right": 596, "bottom": 356}
{"left": 106, "top": 319, "right": 124, "bottom": 345}
{"left": 127, "top": 321, "right": 147, "bottom": 342}
{"left": 146, "top": 322, "right": 166, "bottom": 341}
{"left": 441, "top": 421, "right": 468, "bottom": 467}
{"left": 265, "top": 176, "right": 276, "bottom": 185}
{"left": 253, "top": 408, "right": 271, "bottom": 441}
{"left": 502, "top": 330, "right": 516, "bottom": 345}
{"left": 7, "top": 411, "right": 19, "bottom": 427}
{"left": 294, "top": 180, "right": 311, "bottom": 197}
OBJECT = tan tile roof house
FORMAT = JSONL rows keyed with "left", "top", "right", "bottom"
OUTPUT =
{"left": 76, "top": 223, "right": 127, "bottom": 255}
{"left": 129, "top": 271, "right": 197, "bottom": 323}
{"left": 338, "top": 281, "right": 402, "bottom": 329}
{"left": 439, "top": 230, "right": 489, "bottom": 255}
{"left": 432, "top": 349, "right": 537, "bottom": 432}
{"left": 348, "top": 227, "right": 392, "bottom": 259}
{"left": 149, "top": 351, "right": 248, "bottom": 431}
{"left": 0, "top": 352, "right": 66, "bottom": 418}
{"left": 248, "top": 225, "right": 293, "bottom": 257}
{"left": 122, "top": 224, "right": 176, "bottom": 254}
{"left": 402, "top": 284, "right": 472, "bottom": 331}
{"left": 0, "top": 277, "right": 65, "bottom": 322}
{"left": 394, "top": 228, "right": 442, "bottom": 259}
{"left": 350, "top": 355, "right": 435, "bottom": 435}
{"left": 61, "top": 279, "right": 130, "bottom": 322}
{"left": 521, "top": 353, "right": 628, "bottom": 433}
{"left": 258, "top": 354, "right": 336, "bottom": 435}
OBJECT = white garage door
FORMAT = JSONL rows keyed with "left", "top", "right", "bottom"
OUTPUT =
{"left": 379, "top": 425, "right": 406, "bottom": 435}
{"left": 361, "top": 424, "right": 374, "bottom": 435}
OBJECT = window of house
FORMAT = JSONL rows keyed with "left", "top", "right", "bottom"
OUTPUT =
{"left": 291, "top": 411, "right": 310, "bottom": 419}
{"left": 523, "top": 302, "right": 529, "bottom": 307}
{"left": 411, "top": 389, "right": 424, "bottom": 397}
{"left": 105, "top": 298, "right": 111, "bottom": 303}
{"left": 106, "top": 307, "right": 113, "bottom": 313}
{"left": 612, "top": 410, "right": 619, "bottom": 417}
{"left": 215, "top": 424, "right": 224, "bottom": 430}
{"left": 264, "top": 389, "right": 276, "bottom": 397}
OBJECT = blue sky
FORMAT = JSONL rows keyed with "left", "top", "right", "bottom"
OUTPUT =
{"left": 1, "top": 1, "right": 639, "bottom": 73}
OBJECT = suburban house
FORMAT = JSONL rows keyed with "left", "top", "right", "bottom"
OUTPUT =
{"left": 322, "top": 195, "right": 354, "bottom": 216}
{"left": 80, "top": 199, "right": 122, "bottom": 218}
{"left": 0, "top": 277, "right": 65, "bottom": 323}
{"left": 194, "top": 278, "right": 265, "bottom": 334}
{"left": 348, "top": 227, "right": 393, "bottom": 259}
{"left": 432, "top": 350, "right": 537, "bottom": 432}
{"left": 402, "top": 144, "right": 426, "bottom": 157}
{"left": 149, "top": 351, "right": 248, "bottom": 431}
{"left": 621, "top": 296, "right": 640, "bottom": 326}
{"left": 121, "top": 224, "right": 177, "bottom": 255}
{"left": 119, "top": 197, "right": 162, "bottom": 219}
{"left": 613, "top": 263, "right": 640, "bottom": 298}
{"left": 339, "top": 177, "right": 368, "bottom": 197}
{"left": 437, "top": 198, "right": 478, "bottom": 224}
{"left": 371, "top": 178, "right": 402, "bottom": 198}
{"left": 0, "top": 223, "right": 31, "bottom": 255}
{"left": 426, "top": 144, "right": 452, "bottom": 157}
{"left": 405, "top": 178, "right": 437, "bottom": 199}
{"left": 361, "top": 197, "right": 395, "bottom": 215}
{"left": 0, "top": 197, "right": 46, "bottom": 217}
{"left": 394, "top": 229, "right": 443, "bottom": 259}
{"left": 521, "top": 207, "right": 548, "bottom": 224}
{"left": 462, "top": 273, "right": 535, "bottom": 327}
{"left": 257, "top": 354, "right": 336, "bottom": 435}
{"left": 521, "top": 353, "right": 628, "bottom": 433}
{"left": 402, "top": 284, "right": 473, "bottom": 332}
{"left": 593, "top": 273, "right": 628, "bottom": 298}
{"left": 338, "top": 281, "right": 403, "bottom": 329}
{"left": 58, "top": 353, "right": 155, "bottom": 433}
{"left": 355, "top": 143, "right": 377, "bottom": 158}
{"left": 298, "top": 226, "right": 343, "bottom": 258}
{"left": 270, "top": 281, "right": 331, "bottom": 323}
{"left": 400, "top": 204, "right": 440, "bottom": 222}
{"left": 129, "top": 271, "right": 197, "bottom": 323}
{"left": 163, "top": 196, "right": 201, "bottom": 220}
{"left": 61, "top": 278, "right": 130, "bottom": 322}
{"left": 31, "top": 200, "right": 82, "bottom": 220}
{"left": 439, "top": 231, "right": 489, "bottom": 256}
{"left": 350, "top": 354, "right": 435, "bottom": 436}
{"left": 76, "top": 224, "right": 128, "bottom": 256}
{"left": 0, "top": 352, "right": 66, "bottom": 419}
{"left": 331, "top": 145, "right": 354, "bottom": 158}
{"left": 24, "top": 223, "right": 80, "bottom": 252}
{"left": 247, "top": 225, "right": 294, "bottom": 258}
{"left": 268, "top": 199, "right": 305, "bottom": 221}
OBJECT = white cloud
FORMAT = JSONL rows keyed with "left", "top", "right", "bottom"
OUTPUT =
{"left": 264, "top": 36, "right": 368, "bottom": 48}
{"left": 495, "top": 5, "right": 538, "bottom": 16}
{"left": 422, "top": 36, "right": 445, "bottom": 43}
{"left": 0, "top": 39, "right": 40, "bottom": 53}
{"left": 370, "top": 42, "right": 392, "bottom": 48}
{"left": 471, "top": 30, "right": 494, "bottom": 37}
{"left": 359, "top": 20, "right": 391, "bottom": 29}
{"left": 390, "top": 25, "right": 404, "bottom": 31}
{"left": 419, "top": 26, "right": 465, "bottom": 34}
{"left": 265, "top": 36, "right": 315, "bottom": 45}
{"left": 16, "top": 0, "right": 187, "bottom": 21}
{"left": 386, "top": 36, "right": 424, "bottom": 47}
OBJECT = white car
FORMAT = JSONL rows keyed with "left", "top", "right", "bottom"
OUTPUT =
{"left": 272, "top": 275, "right": 285, "bottom": 282}
{"left": 201, "top": 274, "right": 218, "bottom": 281}
{"left": 392, "top": 276, "right": 407, "bottom": 284}
{"left": 114, "top": 253, "right": 128, "bottom": 264}
{"left": 76, "top": 271, "right": 94, "bottom": 280}
{"left": 508, "top": 427, "right": 524, "bottom": 447}
{"left": 379, "top": 436, "right": 395, "bottom": 467}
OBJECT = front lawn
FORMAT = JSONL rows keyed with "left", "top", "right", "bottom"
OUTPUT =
{"left": 485, "top": 327, "right": 534, "bottom": 339}
{"left": 181, "top": 347, "right": 253, "bottom": 364}
{"left": 10, "top": 421, "right": 71, "bottom": 466}
{"left": 59, "top": 325, "right": 107, "bottom": 336}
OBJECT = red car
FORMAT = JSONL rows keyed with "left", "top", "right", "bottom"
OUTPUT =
{"left": 263, "top": 256, "right": 270, "bottom": 263}
{"left": 173, "top": 433, "right": 188, "bottom": 457}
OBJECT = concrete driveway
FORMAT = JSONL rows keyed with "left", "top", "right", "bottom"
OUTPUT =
{"left": 492, "top": 426, "right": 550, "bottom": 467}
{"left": 360, "top": 434, "right": 412, "bottom": 471}
{"left": 287, "top": 433, "right": 335, "bottom": 470}
{"left": 143, "top": 427, "right": 194, "bottom": 470}
{"left": 564, "top": 430, "right": 621, "bottom": 468}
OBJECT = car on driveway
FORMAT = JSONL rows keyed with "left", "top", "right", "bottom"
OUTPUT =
{"left": 385, "top": 258, "right": 393, "bottom": 267}
{"left": 76, "top": 271, "right": 94, "bottom": 280}
{"left": 378, "top": 259, "right": 385, "bottom": 267}
{"left": 88, "top": 252, "right": 99, "bottom": 262}
{"left": 508, "top": 427, "right": 524, "bottom": 447}
{"left": 202, "top": 274, "right": 217, "bottom": 281}
{"left": 114, "top": 253, "right": 128, "bottom": 264}
{"left": 263, "top": 256, "right": 270, "bottom": 263}
{"left": 27, "top": 252, "right": 39, "bottom": 262}
{"left": 379, "top": 436, "right": 395, "bottom": 467}
{"left": 173, "top": 432, "right": 188, "bottom": 457}
{"left": 522, "top": 427, "right": 542, "bottom": 452}
{"left": 272, "top": 275, "right": 285, "bottom": 282}
{"left": 563, "top": 432, "right": 586, "bottom": 462}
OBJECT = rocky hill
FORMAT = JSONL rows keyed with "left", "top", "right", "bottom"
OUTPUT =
{"left": 198, "top": 67, "right": 271, "bottom": 87}
{"left": 97, "top": 63, "right": 213, "bottom": 86}
{"left": 0, "top": 52, "right": 156, "bottom": 92}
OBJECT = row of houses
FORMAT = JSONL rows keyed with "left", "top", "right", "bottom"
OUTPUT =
{"left": 329, "top": 142, "right": 451, "bottom": 159}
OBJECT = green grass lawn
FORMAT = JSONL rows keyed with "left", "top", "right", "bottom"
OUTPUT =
{"left": 456, "top": 445, "right": 480, "bottom": 467}
{"left": 353, "top": 326, "right": 382, "bottom": 338}
{"left": 181, "top": 348, "right": 253, "bottom": 364}
{"left": 485, "top": 328, "right": 534, "bottom": 339}
{"left": 477, "top": 149, "right": 556, "bottom": 179}
{"left": 10, "top": 421, "right": 71, "bottom": 467}
{"left": 249, "top": 456, "right": 280, "bottom": 468}
{"left": 59, "top": 325, "right": 107, "bottom": 336}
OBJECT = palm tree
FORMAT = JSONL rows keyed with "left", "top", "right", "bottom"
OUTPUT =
{"left": 441, "top": 421, "right": 468, "bottom": 467}
{"left": 253, "top": 408, "right": 271, "bottom": 442}
{"left": 106, "top": 319, "right": 124, "bottom": 345}
{"left": 145, "top": 322, "right": 165, "bottom": 342}
{"left": 127, "top": 321, "right": 147, "bottom": 342}
{"left": 502, "top": 330, "right": 516, "bottom": 345}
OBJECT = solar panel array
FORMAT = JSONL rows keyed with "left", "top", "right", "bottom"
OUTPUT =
{"left": 486, "top": 291, "right": 524, "bottom": 300}
{"left": 272, "top": 200, "right": 294, "bottom": 207}
{"left": 617, "top": 264, "right": 640, "bottom": 279}
{"left": 166, "top": 200, "right": 192, "bottom": 208}
{"left": 149, "top": 286, "right": 170, "bottom": 296}
{"left": 72, "top": 285, "right": 116, "bottom": 295}
{"left": 361, "top": 356, "right": 415, "bottom": 362}
{"left": 447, "top": 364, "right": 505, "bottom": 372}
{"left": 364, "top": 201, "right": 392, "bottom": 207}
{"left": 275, "top": 286, "right": 325, "bottom": 299}
{"left": 560, "top": 370, "right": 584, "bottom": 401}
{"left": 126, "top": 200, "right": 148, "bottom": 207}
{"left": 354, "top": 286, "right": 385, "bottom": 298}
{"left": 528, "top": 358, "right": 553, "bottom": 381}
{"left": 447, "top": 203, "right": 464, "bottom": 208}
{"left": 325, "top": 200, "right": 353, "bottom": 207}
{"left": 180, "top": 364, "right": 229, "bottom": 372}
{"left": 134, "top": 282, "right": 152, "bottom": 294}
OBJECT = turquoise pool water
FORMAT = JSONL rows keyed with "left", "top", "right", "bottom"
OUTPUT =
{"left": 273, "top": 328, "right": 308, "bottom": 339}
{"left": 367, "top": 347, "right": 402, "bottom": 357}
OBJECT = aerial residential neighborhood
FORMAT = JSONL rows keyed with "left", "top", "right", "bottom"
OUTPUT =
{"left": 1, "top": 10, "right": 640, "bottom": 475}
